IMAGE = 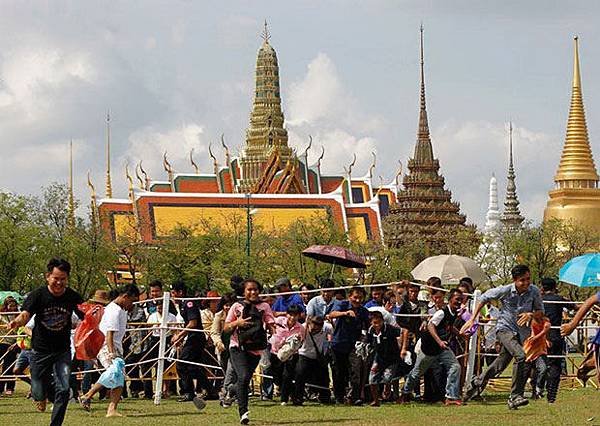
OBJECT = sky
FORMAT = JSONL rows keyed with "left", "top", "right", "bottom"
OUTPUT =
{"left": 1, "top": 1, "right": 600, "bottom": 229}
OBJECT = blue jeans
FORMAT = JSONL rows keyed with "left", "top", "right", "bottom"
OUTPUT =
{"left": 31, "top": 350, "right": 72, "bottom": 426}
{"left": 403, "top": 348, "right": 461, "bottom": 400}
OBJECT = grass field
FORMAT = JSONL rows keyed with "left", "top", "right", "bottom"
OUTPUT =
{"left": 0, "top": 387, "right": 598, "bottom": 426}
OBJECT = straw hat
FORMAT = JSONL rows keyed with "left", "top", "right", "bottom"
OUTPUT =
{"left": 89, "top": 290, "right": 110, "bottom": 305}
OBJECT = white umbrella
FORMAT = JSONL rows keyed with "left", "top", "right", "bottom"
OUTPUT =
{"left": 411, "top": 254, "right": 487, "bottom": 285}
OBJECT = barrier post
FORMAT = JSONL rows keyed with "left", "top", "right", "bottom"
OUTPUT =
{"left": 464, "top": 289, "right": 481, "bottom": 391}
{"left": 153, "top": 291, "right": 170, "bottom": 405}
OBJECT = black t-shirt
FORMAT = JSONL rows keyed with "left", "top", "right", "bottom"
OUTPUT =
{"left": 179, "top": 300, "right": 206, "bottom": 347}
{"left": 543, "top": 293, "right": 574, "bottom": 341}
{"left": 22, "top": 286, "right": 84, "bottom": 353}
{"left": 367, "top": 325, "right": 401, "bottom": 368}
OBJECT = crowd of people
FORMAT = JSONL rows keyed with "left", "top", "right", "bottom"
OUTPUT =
{"left": 0, "top": 259, "right": 599, "bottom": 425}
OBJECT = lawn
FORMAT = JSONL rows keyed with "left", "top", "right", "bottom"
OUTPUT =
{"left": 0, "top": 388, "right": 598, "bottom": 426}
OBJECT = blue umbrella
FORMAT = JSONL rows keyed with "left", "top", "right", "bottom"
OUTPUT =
{"left": 559, "top": 253, "right": 600, "bottom": 287}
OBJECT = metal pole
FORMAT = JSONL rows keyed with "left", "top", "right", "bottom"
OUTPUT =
{"left": 464, "top": 289, "right": 481, "bottom": 391}
{"left": 246, "top": 193, "right": 251, "bottom": 276}
{"left": 153, "top": 291, "right": 170, "bottom": 405}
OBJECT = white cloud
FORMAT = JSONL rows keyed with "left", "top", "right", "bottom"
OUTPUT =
{"left": 0, "top": 45, "right": 96, "bottom": 120}
{"left": 433, "top": 120, "right": 560, "bottom": 228}
{"left": 285, "top": 53, "right": 384, "bottom": 178}
{"left": 125, "top": 123, "right": 209, "bottom": 180}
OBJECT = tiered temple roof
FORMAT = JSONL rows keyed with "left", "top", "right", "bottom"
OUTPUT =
{"left": 385, "top": 27, "right": 476, "bottom": 249}
{"left": 500, "top": 123, "right": 524, "bottom": 228}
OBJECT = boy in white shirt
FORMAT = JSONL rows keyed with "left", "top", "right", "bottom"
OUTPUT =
{"left": 79, "top": 284, "right": 140, "bottom": 417}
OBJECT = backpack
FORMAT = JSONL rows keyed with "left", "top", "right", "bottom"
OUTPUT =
{"left": 237, "top": 301, "right": 267, "bottom": 351}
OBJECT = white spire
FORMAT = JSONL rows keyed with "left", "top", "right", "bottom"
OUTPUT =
{"left": 485, "top": 173, "right": 501, "bottom": 233}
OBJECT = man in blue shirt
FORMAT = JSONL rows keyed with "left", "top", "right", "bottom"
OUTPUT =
{"left": 461, "top": 264, "right": 543, "bottom": 409}
{"left": 306, "top": 279, "right": 335, "bottom": 319}
{"left": 328, "top": 287, "right": 370, "bottom": 404}
{"left": 271, "top": 278, "right": 305, "bottom": 317}
{"left": 363, "top": 287, "right": 385, "bottom": 308}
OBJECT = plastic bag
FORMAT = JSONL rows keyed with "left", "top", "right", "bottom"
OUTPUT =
{"left": 74, "top": 303, "right": 105, "bottom": 360}
{"left": 98, "top": 357, "right": 125, "bottom": 389}
{"left": 277, "top": 334, "right": 302, "bottom": 362}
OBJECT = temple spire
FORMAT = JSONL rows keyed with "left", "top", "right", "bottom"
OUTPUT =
{"left": 67, "top": 140, "right": 75, "bottom": 228}
{"left": 414, "top": 24, "right": 433, "bottom": 164}
{"left": 484, "top": 173, "right": 500, "bottom": 233}
{"left": 553, "top": 36, "right": 599, "bottom": 187}
{"left": 501, "top": 123, "right": 524, "bottom": 228}
{"left": 105, "top": 110, "right": 113, "bottom": 198}
{"left": 238, "top": 23, "right": 292, "bottom": 192}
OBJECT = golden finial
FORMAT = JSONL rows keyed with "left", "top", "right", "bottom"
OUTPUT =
{"left": 87, "top": 171, "right": 98, "bottom": 230}
{"left": 105, "top": 110, "right": 113, "bottom": 198}
{"left": 347, "top": 153, "right": 357, "bottom": 176}
{"left": 190, "top": 148, "right": 200, "bottom": 174}
{"left": 125, "top": 163, "right": 134, "bottom": 200}
{"left": 303, "top": 135, "right": 313, "bottom": 159}
{"left": 368, "top": 152, "right": 377, "bottom": 179}
{"left": 135, "top": 162, "right": 145, "bottom": 189}
{"left": 554, "top": 35, "right": 599, "bottom": 185}
{"left": 139, "top": 161, "right": 150, "bottom": 190}
{"left": 221, "top": 134, "right": 231, "bottom": 166}
{"left": 395, "top": 160, "right": 403, "bottom": 187}
{"left": 67, "top": 140, "right": 75, "bottom": 228}
{"left": 261, "top": 20, "right": 271, "bottom": 44}
{"left": 208, "top": 143, "right": 219, "bottom": 170}
{"left": 163, "top": 151, "right": 174, "bottom": 182}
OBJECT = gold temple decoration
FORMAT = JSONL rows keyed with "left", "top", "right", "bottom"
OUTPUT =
{"left": 163, "top": 152, "right": 174, "bottom": 184}
{"left": 87, "top": 171, "right": 98, "bottom": 231}
{"left": 237, "top": 22, "right": 292, "bottom": 192}
{"left": 368, "top": 152, "right": 377, "bottom": 179}
{"left": 105, "top": 110, "right": 113, "bottom": 198}
{"left": 544, "top": 36, "right": 600, "bottom": 232}
{"left": 139, "top": 161, "right": 150, "bottom": 190}
{"left": 208, "top": 143, "right": 223, "bottom": 193}
{"left": 135, "top": 162, "right": 145, "bottom": 190}
{"left": 554, "top": 36, "right": 599, "bottom": 187}
{"left": 384, "top": 25, "right": 477, "bottom": 250}
{"left": 67, "top": 140, "right": 75, "bottom": 228}
{"left": 190, "top": 148, "right": 200, "bottom": 175}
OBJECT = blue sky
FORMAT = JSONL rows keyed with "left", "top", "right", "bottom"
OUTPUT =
{"left": 1, "top": 1, "right": 599, "bottom": 228}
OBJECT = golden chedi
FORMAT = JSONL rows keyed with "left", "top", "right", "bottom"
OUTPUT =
{"left": 544, "top": 37, "right": 600, "bottom": 233}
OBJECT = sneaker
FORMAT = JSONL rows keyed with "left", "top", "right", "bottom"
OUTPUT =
{"left": 177, "top": 394, "right": 195, "bottom": 402}
{"left": 444, "top": 398, "right": 463, "bottom": 406}
{"left": 464, "top": 379, "right": 483, "bottom": 401}
{"left": 192, "top": 396, "right": 206, "bottom": 410}
{"left": 280, "top": 401, "right": 287, "bottom": 406}
{"left": 240, "top": 411, "right": 250, "bottom": 425}
{"left": 507, "top": 395, "right": 529, "bottom": 410}
{"left": 220, "top": 398, "right": 232, "bottom": 408}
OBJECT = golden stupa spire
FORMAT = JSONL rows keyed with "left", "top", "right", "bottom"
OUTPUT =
{"left": 554, "top": 36, "right": 599, "bottom": 187}
{"left": 105, "top": 110, "right": 113, "bottom": 198}
{"left": 87, "top": 171, "right": 98, "bottom": 231}
{"left": 67, "top": 139, "right": 76, "bottom": 228}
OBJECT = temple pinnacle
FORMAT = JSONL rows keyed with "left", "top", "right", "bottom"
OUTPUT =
{"left": 500, "top": 122, "right": 524, "bottom": 228}
{"left": 553, "top": 36, "right": 599, "bottom": 186}
{"left": 414, "top": 24, "right": 433, "bottom": 164}
{"left": 485, "top": 173, "right": 500, "bottom": 233}
{"left": 105, "top": 110, "right": 113, "bottom": 198}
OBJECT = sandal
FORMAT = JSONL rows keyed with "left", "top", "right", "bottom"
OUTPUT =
{"left": 34, "top": 399, "right": 47, "bottom": 412}
{"left": 78, "top": 396, "right": 92, "bottom": 412}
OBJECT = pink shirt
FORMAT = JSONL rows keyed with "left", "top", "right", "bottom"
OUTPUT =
{"left": 269, "top": 316, "right": 305, "bottom": 354}
{"left": 226, "top": 301, "right": 275, "bottom": 355}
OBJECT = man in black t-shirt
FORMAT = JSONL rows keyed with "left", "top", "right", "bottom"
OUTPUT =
{"left": 8, "top": 258, "right": 83, "bottom": 426}
{"left": 171, "top": 282, "right": 211, "bottom": 409}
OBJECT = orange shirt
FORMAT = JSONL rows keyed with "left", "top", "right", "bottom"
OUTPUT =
{"left": 523, "top": 318, "right": 550, "bottom": 362}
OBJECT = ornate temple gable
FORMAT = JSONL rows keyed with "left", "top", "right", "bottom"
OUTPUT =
{"left": 273, "top": 161, "right": 306, "bottom": 194}
{"left": 253, "top": 149, "right": 283, "bottom": 193}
